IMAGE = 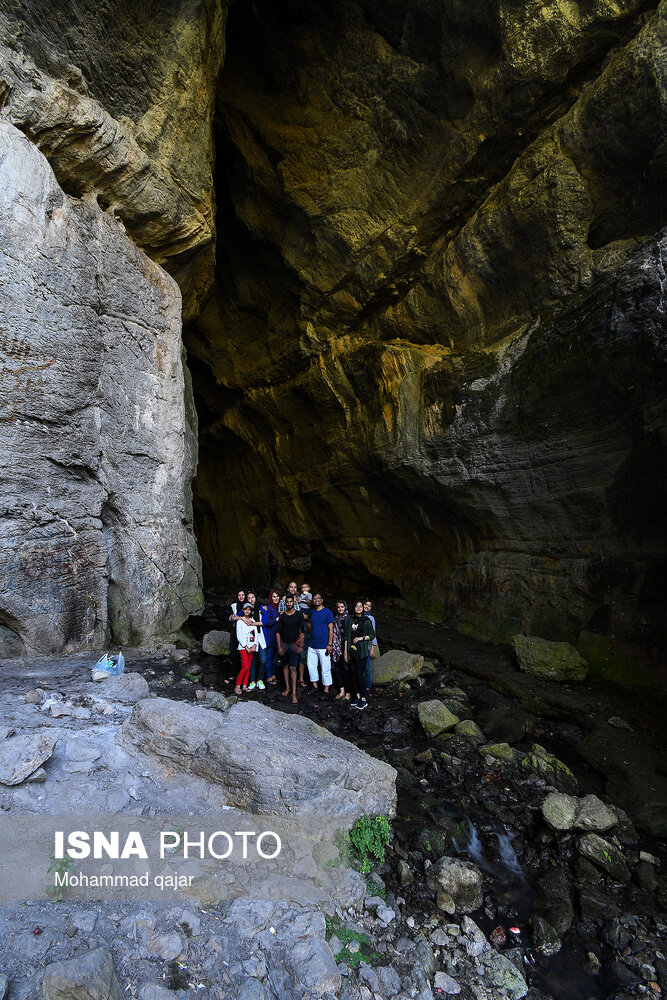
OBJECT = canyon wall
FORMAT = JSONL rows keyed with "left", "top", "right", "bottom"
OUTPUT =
{"left": 0, "top": 0, "right": 665, "bottom": 670}
{"left": 0, "top": 124, "right": 201, "bottom": 655}
{"left": 189, "top": 0, "right": 666, "bottom": 672}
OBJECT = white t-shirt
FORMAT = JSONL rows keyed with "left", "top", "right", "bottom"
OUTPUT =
{"left": 236, "top": 619, "right": 266, "bottom": 651}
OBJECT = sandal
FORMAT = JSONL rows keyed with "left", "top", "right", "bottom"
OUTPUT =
{"left": 234, "top": 687, "right": 242, "bottom": 695}
{"left": 281, "top": 689, "right": 289, "bottom": 697}
{"left": 334, "top": 692, "right": 345, "bottom": 700}
{"left": 291, "top": 695, "right": 298, "bottom": 704}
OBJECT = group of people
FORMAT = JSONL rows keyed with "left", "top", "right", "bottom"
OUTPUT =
{"left": 227, "top": 581, "right": 378, "bottom": 710}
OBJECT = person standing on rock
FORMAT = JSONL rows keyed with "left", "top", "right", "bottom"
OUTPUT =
{"left": 344, "top": 601, "right": 375, "bottom": 710}
{"left": 278, "top": 581, "right": 299, "bottom": 613}
{"left": 258, "top": 588, "right": 281, "bottom": 686}
{"left": 307, "top": 592, "right": 334, "bottom": 692}
{"left": 332, "top": 599, "right": 350, "bottom": 700}
{"left": 363, "top": 598, "right": 378, "bottom": 697}
{"left": 297, "top": 582, "right": 313, "bottom": 688}
{"left": 227, "top": 589, "right": 246, "bottom": 682}
{"left": 235, "top": 603, "right": 265, "bottom": 695}
{"left": 275, "top": 594, "right": 305, "bottom": 704}
{"left": 245, "top": 590, "right": 262, "bottom": 691}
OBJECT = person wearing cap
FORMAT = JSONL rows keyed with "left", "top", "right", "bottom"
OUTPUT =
{"left": 235, "top": 603, "right": 265, "bottom": 694}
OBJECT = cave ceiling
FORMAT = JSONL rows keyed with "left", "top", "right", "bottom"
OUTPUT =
{"left": 1, "top": 0, "right": 666, "bottom": 666}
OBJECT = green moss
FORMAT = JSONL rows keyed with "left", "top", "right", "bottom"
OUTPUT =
{"left": 349, "top": 814, "right": 391, "bottom": 874}
{"left": 325, "top": 916, "right": 383, "bottom": 968}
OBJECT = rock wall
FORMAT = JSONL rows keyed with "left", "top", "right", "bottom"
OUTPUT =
{"left": 0, "top": 124, "right": 201, "bottom": 655}
{"left": 187, "top": 0, "right": 667, "bottom": 671}
{"left": 0, "top": 0, "right": 665, "bottom": 671}
{"left": 0, "top": 0, "right": 226, "bottom": 321}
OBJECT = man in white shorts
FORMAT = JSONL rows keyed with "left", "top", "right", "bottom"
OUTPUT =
{"left": 307, "top": 592, "right": 334, "bottom": 692}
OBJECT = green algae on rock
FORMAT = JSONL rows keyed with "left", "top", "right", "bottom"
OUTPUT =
{"left": 513, "top": 635, "right": 588, "bottom": 682}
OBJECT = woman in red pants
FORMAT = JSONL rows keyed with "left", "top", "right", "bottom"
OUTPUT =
{"left": 235, "top": 603, "right": 265, "bottom": 693}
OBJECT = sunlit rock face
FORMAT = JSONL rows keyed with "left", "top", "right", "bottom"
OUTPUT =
{"left": 0, "top": 0, "right": 665, "bottom": 670}
{"left": 0, "top": 124, "right": 201, "bottom": 655}
{"left": 0, "top": 0, "right": 226, "bottom": 321}
{"left": 188, "top": 0, "right": 666, "bottom": 669}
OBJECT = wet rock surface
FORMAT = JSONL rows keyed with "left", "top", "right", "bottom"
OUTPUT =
{"left": 0, "top": 613, "right": 665, "bottom": 1000}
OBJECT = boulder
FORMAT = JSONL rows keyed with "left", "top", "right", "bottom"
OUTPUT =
{"left": 479, "top": 951, "right": 528, "bottom": 1000}
{"left": 479, "top": 742, "right": 517, "bottom": 763}
{"left": 434, "top": 971, "right": 461, "bottom": 994}
{"left": 521, "top": 744, "right": 578, "bottom": 794}
{"left": 371, "top": 649, "right": 423, "bottom": 685}
{"left": 542, "top": 791, "right": 578, "bottom": 830}
{"left": 286, "top": 937, "right": 340, "bottom": 995}
{"left": 578, "top": 834, "right": 630, "bottom": 882}
{"left": 0, "top": 732, "right": 57, "bottom": 785}
{"left": 428, "top": 857, "right": 483, "bottom": 913}
{"left": 85, "top": 673, "right": 149, "bottom": 704}
{"left": 43, "top": 947, "right": 123, "bottom": 1000}
{"left": 529, "top": 915, "right": 561, "bottom": 956}
{"left": 573, "top": 795, "right": 618, "bottom": 832}
{"left": 202, "top": 630, "right": 231, "bottom": 655}
{"left": 123, "top": 697, "right": 396, "bottom": 819}
{"left": 534, "top": 869, "right": 574, "bottom": 936}
{"left": 454, "top": 720, "right": 485, "bottom": 742}
{"left": 418, "top": 700, "right": 459, "bottom": 736}
{"left": 513, "top": 635, "right": 587, "bottom": 682}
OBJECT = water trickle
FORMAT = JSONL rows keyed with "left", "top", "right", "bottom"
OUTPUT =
{"left": 466, "top": 818, "right": 485, "bottom": 867}
{"left": 496, "top": 828, "right": 524, "bottom": 879}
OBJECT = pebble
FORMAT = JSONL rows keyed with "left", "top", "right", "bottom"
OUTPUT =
{"left": 347, "top": 939, "right": 360, "bottom": 954}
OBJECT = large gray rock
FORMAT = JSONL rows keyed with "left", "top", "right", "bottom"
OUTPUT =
{"left": 478, "top": 951, "right": 528, "bottom": 1000}
{"left": 85, "top": 672, "right": 149, "bottom": 704}
{"left": 427, "top": 857, "right": 483, "bottom": 913}
{"left": 285, "top": 937, "right": 340, "bottom": 995}
{"left": 573, "top": 794, "right": 618, "bottom": 832}
{"left": 371, "top": 649, "right": 423, "bottom": 685}
{"left": 0, "top": 731, "right": 57, "bottom": 785}
{"left": 521, "top": 744, "right": 578, "bottom": 794}
{"left": 578, "top": 834, "right": 630, "bottom": 882}
{"left": 418, "top": 700, "right": 459, "bottom": 736}
{"left": 202, "top": 630, "right": 231, "bottom": 655}
{"left": 123, "top": 697, "right": 396, "bottom": 819}
{"left": 0, "top": 123, "right": 201, "bottom": 657}
{"left": 513, "top": 635, "right": 588, "bottom": 682}
{"left": 542, "top": 791, "right": 578, "bottom": 830}
{"left": 43, "top": 946, "right": 123, "bottom": 1000}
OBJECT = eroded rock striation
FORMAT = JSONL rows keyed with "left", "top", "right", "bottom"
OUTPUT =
{"left": 189, "top": 0, "right": 667, "bottom": 676}
{"left": 0, "top": 1, "right": 665, "bottom": 671}
{"left": 0, "top": 124, "right": 201, "bottom": 654}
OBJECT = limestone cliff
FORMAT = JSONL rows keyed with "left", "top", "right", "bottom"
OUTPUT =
{"left": 0, "top": 0, "right": 665, "bottom": 672}
{"left": 0, "top": 0, "right": 226, "bottom": 321}
{"left": 187, "top": 0, "right": 666, "bottom": 674}
{"left": 0, "top": 124, "right": 201, "bottom": 655}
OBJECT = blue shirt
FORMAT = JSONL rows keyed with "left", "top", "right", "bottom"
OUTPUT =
{"left": 310, "top": 606, "right": 334, "bottom": 648}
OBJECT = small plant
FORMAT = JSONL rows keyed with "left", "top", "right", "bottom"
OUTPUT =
{"left": 47, "top": 855, "right": 74, "bottom": 901}
{"left": 325, "top": 915, "right": 383, "bottom": 968}
{"left": 348, "top": 814, "right": 391, "bottom": 874}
